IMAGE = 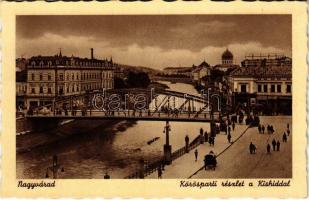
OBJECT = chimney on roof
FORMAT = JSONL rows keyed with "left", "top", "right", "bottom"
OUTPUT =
{"left": 91, "top": 48, "right": 94, "bottom": 59}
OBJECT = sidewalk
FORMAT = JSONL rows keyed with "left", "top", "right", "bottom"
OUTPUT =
{"left": 146, "top": 122, "right": 249, "bottom": 179}
{"left": 192, "top": 116, "right": 292, "bottom": 178}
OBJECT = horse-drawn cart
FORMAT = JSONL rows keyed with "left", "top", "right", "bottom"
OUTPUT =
{"left": 204, "top": 151, "right": 217, "bottom": 170}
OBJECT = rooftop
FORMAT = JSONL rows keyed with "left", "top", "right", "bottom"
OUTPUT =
{"left": 230, "top": 65, "right": 291, "bottom": 78}
{"left": 222, "top": 49, "right": 233, "bottom": 59}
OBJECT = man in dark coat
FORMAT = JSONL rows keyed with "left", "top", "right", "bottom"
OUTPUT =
{"left": 272, "top": 139, "right": 276, "bottom": 151}
{"left": 267, "top": 144, "right": 271, "bottom": 154}
{"left": 249, "top": 142, "right": 254, "bottom": 154}
{"left": 185, "top": 135, "right": 190, "bottom": 153}
{"left": 204, "top": 131, "right": 208, "bottom": 143}
{"left": 194, "top": 149, "right": 198, "bottom": 162}
{"left": 283, "top": 132, "right": 287, "bottom": 142}
{"left": 276, "top": 140, "right": 281, "bottom": 151}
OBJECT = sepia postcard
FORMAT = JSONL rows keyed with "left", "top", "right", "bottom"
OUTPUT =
{"left": 0, "top": 1, "right": 307, "bottom": 198}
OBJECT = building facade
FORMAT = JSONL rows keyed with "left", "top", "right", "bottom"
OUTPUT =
{"left": 228, "top": 56, "right": 292, "bottom": 114}
{"left": 25, "top": 50, "right": 114, "bottom": 109}
{"left": 241, "top": 54, "right": 292, "bottom": 68}
{"left": 191, "top": 61, "right": 211, "bottom": 82}
{"left": 16, "top": 70, "right": 27, "bottom": 109}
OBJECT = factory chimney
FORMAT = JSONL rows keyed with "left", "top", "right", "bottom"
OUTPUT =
{"left": 90, "top": 48, "right": 94, "bottom": 59}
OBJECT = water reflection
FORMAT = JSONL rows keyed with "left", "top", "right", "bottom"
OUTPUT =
{"left": 17, "top": 81, "right": 210, "bottom": 179}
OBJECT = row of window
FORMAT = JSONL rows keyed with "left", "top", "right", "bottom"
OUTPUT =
{"left": 32, "top": 60, "right": 112, "bottom": 68}
{"left": 31, "top": 73, "right": 53, "bottom": 81}
{"left": 257, "top": 84, "right": 291, "bottom": 93}
{"left": 31, "top": 87, "right": 53, "bottom": 94}
{"left": 30, "top": 81, "right": 113, "bottom": 95}
{"left": 30, "top": 72, "right": 113, "bottom": 81}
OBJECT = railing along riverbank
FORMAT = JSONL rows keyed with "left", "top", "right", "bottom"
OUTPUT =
{"left": 125, "top": 134, "right": 202, "bottom": 179}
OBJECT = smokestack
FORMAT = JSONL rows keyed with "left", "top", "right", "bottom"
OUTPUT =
{"left": 91, "top": 48, "right": 94, "bottom": 59}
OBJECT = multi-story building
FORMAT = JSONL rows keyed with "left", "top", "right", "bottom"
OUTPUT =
{"left": 16, "top": 70, "right": 27, "bottom": 109}
{"left": 241, "top": 54, "right": 292, "bottom": 68}
{"left": 227, "top": 56, "right": 292, "bottom": 114}
{"left": 16, "top": 58, "right": 28, "bottom": 72}
{"left": 191, "top": 61, "right": 211, "bottom": 83}
{"left": 25, "top": 49, "right": 114, "bottom": 109}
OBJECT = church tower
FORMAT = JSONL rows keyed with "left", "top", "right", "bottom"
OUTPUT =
{"left": 222, "top": 48, "right": 233, "bottom": 65}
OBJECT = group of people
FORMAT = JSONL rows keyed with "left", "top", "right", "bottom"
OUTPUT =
{"left": 251, "top": 123, "right": 291, "bottom": 155}
{"left": 257, "top": 124, "right": 275, "bottom": 134}
{"left": 267, "top": 139, "right": 281, "bottom": 153}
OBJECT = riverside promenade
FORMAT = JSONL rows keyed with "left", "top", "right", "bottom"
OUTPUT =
{"left": 146, "top": 116, "right": 292, "bottom": 179}
{"left": 146, "top": 121, "right": 250, "bottom": 179}
{"left": 193, "top": 116, "right": 292, "bottom": 179}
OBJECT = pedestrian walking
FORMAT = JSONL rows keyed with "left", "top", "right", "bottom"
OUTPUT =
{"left": 261, "top": 125, "right": 265, "bottom": 134}
{"left": 208, "top": 137, "right": 212, "bottom": 146}
{"left": 267, "top": 144, "right": 271, "bottom": 154}
{"left": 252, "top": 144, "right": 257, "bottom": 154}
{"left": 185, "top": 135, "right": 190, "bottom": 153}
{"left": 258, "top": 124, "right": 261, "bottom": 134}
{"left": 228, "top": 126, "right": 231, "bottom": 134}
{"left": 200, "top": 129, "right": 204, "bottom": 144}
{"left": 204, "top": 131, "right": 208, "bottom": 143}
{"left": 276, "top": 140, "right": 280, "bottom": 151}
{"left": 272, "top": 139, "right": 276, "bottom": 151}
{"left": 157, "top": 166, "right": 162, "bottom": 179}
{"left": 249, "top": 142, "right": 254, "bottom": 154}
{"left": 270, "top": 125, "right": 274, "bottom": 133}
{"left": 227, "top": 133, "right": 231, "bottom": 143}
{"left": 287, "top": 128, "right": 290, "bottom": 136}
{"left": 232, "top": 122, "right": 235, "bottom": 131}
{"left": 282, "top": 132, "right": 287, "bottom": 142}
{"left": 194, "top": 149, "right": 198, "bottom": 162}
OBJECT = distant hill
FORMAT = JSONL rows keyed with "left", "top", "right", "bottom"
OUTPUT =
{"left": 117, "top": 64, "right": 161, "bottom": 75}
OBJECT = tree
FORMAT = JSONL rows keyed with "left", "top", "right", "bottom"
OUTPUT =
{"left": 127, "top": 71, "right": 151, "bottom": 88}
{"left": 114, "top": 77, "right": 126, "bottom": 89}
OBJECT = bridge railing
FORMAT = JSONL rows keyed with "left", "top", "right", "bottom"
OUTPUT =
{"left": 26, "top": 108, "right": 220, "bottom": 121}
{"left": 124, "top": 134, "right": 202, "bottom": 179}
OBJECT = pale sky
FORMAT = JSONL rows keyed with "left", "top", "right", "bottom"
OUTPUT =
{"left": 16, "top": 15, "right": 291, "bottom": 70}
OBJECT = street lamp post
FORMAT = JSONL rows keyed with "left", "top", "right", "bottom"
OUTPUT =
{"left": 163, "top": 121, "right": 172, "bottom": 165}
{"left": 45, "top": 155, "right": 64, "bottom": 179}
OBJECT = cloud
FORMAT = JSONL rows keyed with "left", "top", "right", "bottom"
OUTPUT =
{"left": 17, "top": 33, "right": 110, "bottom": 58}
{"left": 170, "top": 21, "right": 236, "bottom": 36}
{"left": 17, "top": 15, "right": 291, "bottom": 53}
{"left": 109, "top": 42, "right": 289, "bottom": 69}
{"left": 17, "top": 33, "right": 290, "bottom": 70}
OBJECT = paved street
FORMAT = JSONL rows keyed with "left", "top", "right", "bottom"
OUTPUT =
{"left": 146, "top": 121, "right": 249, "bottom": 179}
{"left": 193, "top": 116, "right": 292, "bottom": 178}
{"left": 146, "top": 116, "right": 291, "bottom": 179}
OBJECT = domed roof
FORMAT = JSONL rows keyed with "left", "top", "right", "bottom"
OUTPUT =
{"left": 222, "top": 49, "right": 233, "bottom": 59}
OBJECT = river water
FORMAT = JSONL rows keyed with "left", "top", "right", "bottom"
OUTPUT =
{"left": 16, "top": 81, "right": 210, "bottom": 179}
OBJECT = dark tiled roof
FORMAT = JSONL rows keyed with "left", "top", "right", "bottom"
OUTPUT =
{"left": 230, "top": 65, "right": 291, "bottom": 78}
{"left": 28, "top": 54, "right": 113, "bottom": 68}
{"left": 198, "top": 60, "right": 210, "bottom": 68}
